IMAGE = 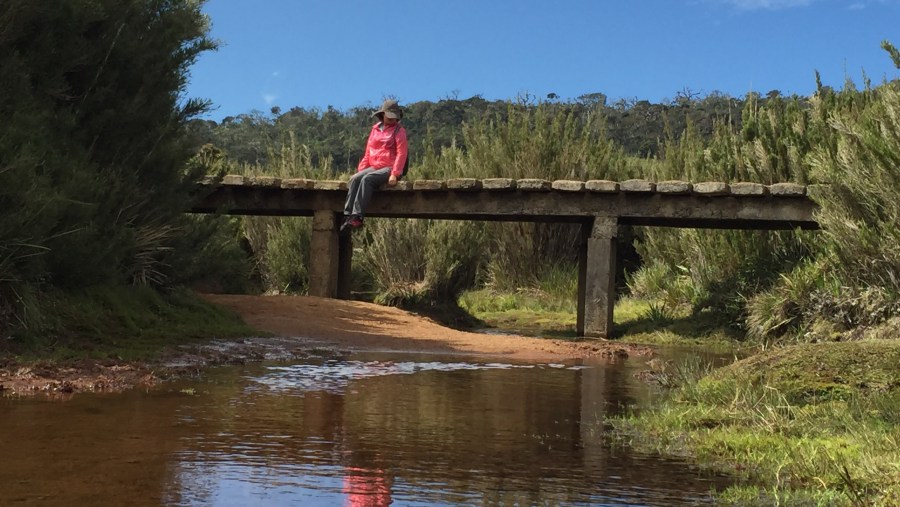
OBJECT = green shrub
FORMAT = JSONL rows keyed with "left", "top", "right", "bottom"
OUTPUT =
{"left": 810, "top": 75, "right": 900, "bottom": 297}
{"left": 357, "top": 219, "right": 485, "bottom": 308}
{"left": 264, "top": 218, "right": 313, "bottom": 293}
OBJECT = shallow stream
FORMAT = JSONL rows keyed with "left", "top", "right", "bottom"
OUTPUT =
{"left": 1, "top": 350, "right": 733, "bottom": 506}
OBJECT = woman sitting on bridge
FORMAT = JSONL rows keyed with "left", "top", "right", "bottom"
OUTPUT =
{"left": 341, "top": 99, "right": 408, "bottom": 233}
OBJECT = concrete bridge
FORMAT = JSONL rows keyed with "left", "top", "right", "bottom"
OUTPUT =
{"left": 191, "top": 175, "right": 818, "bottom": 338}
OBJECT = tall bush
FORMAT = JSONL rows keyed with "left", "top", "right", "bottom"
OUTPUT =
{"left": 810, "top": 78, "right": 900, "bottom": 293}
{"left": 744, "top": 43, "right": 900, "bottom": 339}
{"left": 0, "top": 0, "right": 215, "bottom": 289}
{"left": 632, "top": 88, "right": 847, "bottom": 324}
{"left": 356, "top": 219, "right": 485, "bottom": 308}
{"left": 460, "top": 105, "right": 630, "bottom": 291}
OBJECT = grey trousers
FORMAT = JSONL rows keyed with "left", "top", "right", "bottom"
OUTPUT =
{"left": 344, "top": 167, "right": 391, "bottom": 217}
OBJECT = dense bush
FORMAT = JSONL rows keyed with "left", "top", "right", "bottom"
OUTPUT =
{"left": 631, "top": 47, "right": 900, "bottom": 339}
{"left": 0, "top": 1, "right": 231, "bottom": 333}
{"left": 746, "top": 44, "right": 900, "bottom": 340}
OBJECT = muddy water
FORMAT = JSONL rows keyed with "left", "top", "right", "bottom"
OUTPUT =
{"left": 0, "top": 351, "right": 731, "bottom": 506}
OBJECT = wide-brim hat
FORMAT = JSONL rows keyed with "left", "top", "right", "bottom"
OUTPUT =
{"left": 373, "top": 99, "right": 403, "bottom": 120}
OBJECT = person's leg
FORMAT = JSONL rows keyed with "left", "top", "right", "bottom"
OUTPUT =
{"left": 344, "top": 168, "right": 374, "bottom": 217}
{"left": 352, "top": 167, "right": 392, "bottom": 217}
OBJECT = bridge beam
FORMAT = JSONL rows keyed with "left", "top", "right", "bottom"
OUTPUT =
{"left": 577, "top": 216, "right": 617, "bottom": 338}
{"left": 309, "top": 211, "right": 352, "bottom": 299}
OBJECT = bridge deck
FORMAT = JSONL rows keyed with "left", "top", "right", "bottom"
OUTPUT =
{"left": 190, "top": 175, "right": 819, "bottom": 339}
{"left": 191, "top": 176, "right": 818, "bottom": 230}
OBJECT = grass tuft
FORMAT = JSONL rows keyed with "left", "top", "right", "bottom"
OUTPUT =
{"left": 610, "top": 338, "right": 900, "bottom": 505}
{"left": 3, "top": 285, "right": 255, "bottom": 362}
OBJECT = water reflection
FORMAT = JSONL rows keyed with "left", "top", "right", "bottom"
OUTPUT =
{"left": 0, "top": 353, "right": 730, "bottom": 506}
{"left": 343, "top": 465, "right": 391, "bottom": 507}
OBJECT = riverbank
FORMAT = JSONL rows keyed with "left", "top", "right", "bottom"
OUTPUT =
{"left": 461, "top": 293, "right": 900, "bottom": 504}
{"left": 610, "top": 335, "right": 900, "bottom": 505}
{"left": 0, "top": 293, "right": 652, "bottom": 397}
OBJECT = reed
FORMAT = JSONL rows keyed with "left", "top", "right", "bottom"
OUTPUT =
{"left": 810, "top": 81, "right": 900, "bottom": 295}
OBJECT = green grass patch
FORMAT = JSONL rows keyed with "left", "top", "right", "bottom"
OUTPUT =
{"left": 704, "top": 340, "right": 900, "bottom": 403}
{"left": 614, "top": 297, "right": 748, "bottom": 351}
{"left": 610, "top": 339, "right": 900, "bottom": 505}
{"left": 460, "top": 290, "right": 750, "bottom": 350}
{"left": 458, "top": 288, "right": 578, "bottom": 338}
{"left": 3, "top": 285, "right": 257, "bottom": 362}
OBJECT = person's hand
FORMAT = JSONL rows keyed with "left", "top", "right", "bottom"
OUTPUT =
{"left": 387, "top": 174, "right": 398, "bottom": 186}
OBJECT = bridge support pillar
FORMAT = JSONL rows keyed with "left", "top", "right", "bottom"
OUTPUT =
{"left": 337, "top": 231, "right": 353, "bottom": 300}
{"left": 577, "top": 216, "right": 617, "bottom": 338}
{"left": 309, "top": 210, "right": 352, "bottom": 299}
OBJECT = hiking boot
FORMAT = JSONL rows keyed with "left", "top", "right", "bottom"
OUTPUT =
{"left": 340, "top": 215, "right": 363, "bottom": 234}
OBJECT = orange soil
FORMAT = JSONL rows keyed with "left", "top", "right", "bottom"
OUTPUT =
{"left": 0, "top": 294, "right": 650, "bottom": 397}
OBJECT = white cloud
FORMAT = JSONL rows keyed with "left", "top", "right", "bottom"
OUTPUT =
{"left": 709, "top": 0, "right": 893, "bottom": 9}
{"left": 721, "top": 0, "right": 814, "bottom": 9}
{"left": 263, "top": 94, "right": 277, "bottom": 105}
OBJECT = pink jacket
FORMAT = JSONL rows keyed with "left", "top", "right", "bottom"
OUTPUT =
{"left": 357, "top": 122, "right": 408, "bottom": 177}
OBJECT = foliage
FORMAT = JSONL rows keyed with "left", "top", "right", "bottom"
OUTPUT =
{"left": 231, "top": 215, "right": 313, "bottom": 294}
{"left": 197, "top": 93, "right": 741, "bottom": 171}
{"left": 737, "top": 47, "right": 900, "bottom": 341}
{"left": 744, "top": 260, "right": 837, "bottom": 341}
{"left": 358, "top": 218, "right": 429, "bottom": 305}
{"left": 0, "top": 0, "right": 217, "bottom": 332}
{"left": 631, "top": 88, "right": 827, "bottom": 324}
{"left": 162, "top": 215, "right": 255, "bottom": 294}
{"left": 809, "top": 77, "right": 900, "bottom": 298}
{"left": 3, "top": 285, "right": 254, "bottom": 361}
{"left": 455, "top": 103, "right": 630, "bottom": 179}
{"left": 631, "top": 48, "right": 900, "bottom": 338}
{"left": 230, "top": 103, "right": 637, "bottom": 305}
{"left": 262, "top": 218, "right": 313, "bottom": 293}
{"left": 357, "top": 218, "right": 486, "bottom": 308}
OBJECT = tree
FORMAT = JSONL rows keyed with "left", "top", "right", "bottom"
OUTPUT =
{"left": 0, "top": 0, "right": 216, "bottom": 289}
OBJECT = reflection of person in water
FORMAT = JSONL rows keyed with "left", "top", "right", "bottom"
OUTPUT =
{"left": 342, "top": 466, "right": 392, "bottom": 507}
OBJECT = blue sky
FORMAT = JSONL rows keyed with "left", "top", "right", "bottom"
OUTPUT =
{"left": 187, "top": 0, "right": 900, "bottom": 121}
